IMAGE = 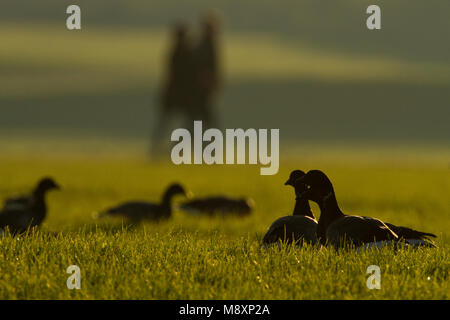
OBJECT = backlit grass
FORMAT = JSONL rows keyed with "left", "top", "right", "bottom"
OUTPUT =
{"left": 0, "top": 143, "right": 448, "bottom": 299}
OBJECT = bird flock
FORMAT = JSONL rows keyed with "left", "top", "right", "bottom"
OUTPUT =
{"left": 0, "top": 178, "right": 252, "bottom": 235}
{"left": 0, "top": 171, "right": 437, "bottom": 251}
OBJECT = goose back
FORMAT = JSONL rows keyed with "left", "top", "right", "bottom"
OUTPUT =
{"left": 326, "top": 215, "right": 398, "bottom": 248}
{"left": 180, "top": 196, "right": 253, "bottom": 216}
{"left": 263, "top": 215, "right": 317, "bottom": 246}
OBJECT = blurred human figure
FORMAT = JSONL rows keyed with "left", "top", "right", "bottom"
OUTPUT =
{"left": 189, "top": 12, "right": 223, "bottom": 129}
{"left": 151, "top": 13, "right": 224, "bottom": 156}
{"left": 151, "top": 22, "right": 194, "bottom": 155}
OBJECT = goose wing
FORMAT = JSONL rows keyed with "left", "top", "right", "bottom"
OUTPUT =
{"left": 0, "top": 207, "right": 34, "bottom": 234}
{"left": 180, "top": 196, "right": 252, "bottom": 215}
{"left": 326, "top": 215, "right": 398, "bottom": 248}
{"left": 179, "top": 197, "right": 221, "bottom": 214}
{"left": 103, "top": 201, "right": 163, "bottom": 220}
{"left": 3, "top": 195, "right": 31, "bottom": 210}
{"left": 263, "top": 215, "right": 317, "bottom": 245}
{"left": 383, "top": 223, "right": 436, "bottom": 241}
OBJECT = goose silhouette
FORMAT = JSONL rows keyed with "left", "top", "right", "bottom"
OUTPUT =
{"left": 0, "top": 177, "right": 60, "bottom": 235}
{"left": 96, "top": 183, "right": 188, "bottom": 222}
{"left": 296, "top": 170, "right": 436, "bottom": 249}
{"left": 263, "top": 170, "right": 318, "bottom": 246}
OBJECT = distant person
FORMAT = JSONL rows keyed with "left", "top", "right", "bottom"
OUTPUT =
{"left": 151, "top": 22, "right": 194, "bottom": 155}
{"left": 189, "top": 12, "right": 223, "bottom": 129}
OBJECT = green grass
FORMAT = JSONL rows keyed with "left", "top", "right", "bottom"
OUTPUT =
{"left": 0, "top": 144, "right": 449, "bottom": 299}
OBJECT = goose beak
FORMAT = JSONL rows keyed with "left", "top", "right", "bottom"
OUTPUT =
{"left": 284, "top": 179, "right": 293, "bottom": 186}
{"left": 54, "top": 183, "right": 62, "bottom": 190}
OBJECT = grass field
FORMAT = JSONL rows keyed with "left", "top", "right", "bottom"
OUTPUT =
{"left": 1, "top": 1, "right": 449, "bottom": 299}
{"left": 0, "top": 143, "right": 448, "bottom": 299}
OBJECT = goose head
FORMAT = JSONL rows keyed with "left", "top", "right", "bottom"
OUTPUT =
{"left": 285, "top": 170, "right": 311, "bottom": 198}
{"left": 34, "top": 177, "right": 61, "bottom": 196}
{"left": 284, "top": 170, "right": 306, "bottom": 187}
{"left": 295, "top": 170, "right": 334, "bottom": 204}
{"left": 239, "top": 197, "right": 255, "bottom": 213}
{"left": 164, "top": 183, "right": 191, "bottom": 200}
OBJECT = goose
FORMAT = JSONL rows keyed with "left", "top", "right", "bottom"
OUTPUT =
{"left": 179, "top": 196, "right": 254, "bottom": 216}
{"left": 296, "top": 170, "right": 398, "bottom": 249}
{"left": 262, "top": 170, "right": 318, "bottom": 246}
{"left": 296, "top": 170, "right": 437, "bottom": 249}
{"left": 0, "top": 177, "right": 60, "bottom": 235}
{"left": 96, "top": 183, "right": 188, "bottom": 222}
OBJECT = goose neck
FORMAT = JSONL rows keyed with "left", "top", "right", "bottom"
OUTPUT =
{"left": 32, "top": 189, "right": 47, "bottom": 203}
{"left": 293, "top": 197, "right": 315, "bottom": 219}
{"left": 319, "top": 191, "right": 344, "bottom": 222}
{"left": 162, "top": 191, "right": 175, "bottom": 207}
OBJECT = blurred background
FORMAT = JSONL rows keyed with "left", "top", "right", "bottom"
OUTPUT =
{"left": 1, "top": 0, "right": 449, "bottom": 155}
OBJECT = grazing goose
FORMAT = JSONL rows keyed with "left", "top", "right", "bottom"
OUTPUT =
{"left": 262, "top": 170, "right": 318, "bottom": 246}
{"left": 297, "top": 170, "right": 437, "bottom": 249}
{"left": 0, "top": 177, "right": 60, "bottom": 235}
{"left": 179, "top": 196, "right": 254, "bottom": 216}
{"left": 296, "top": 170, "right": 398, "bottom": 249}
{"left": 97, "top": 183, "right": 188, "bottom": 222}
